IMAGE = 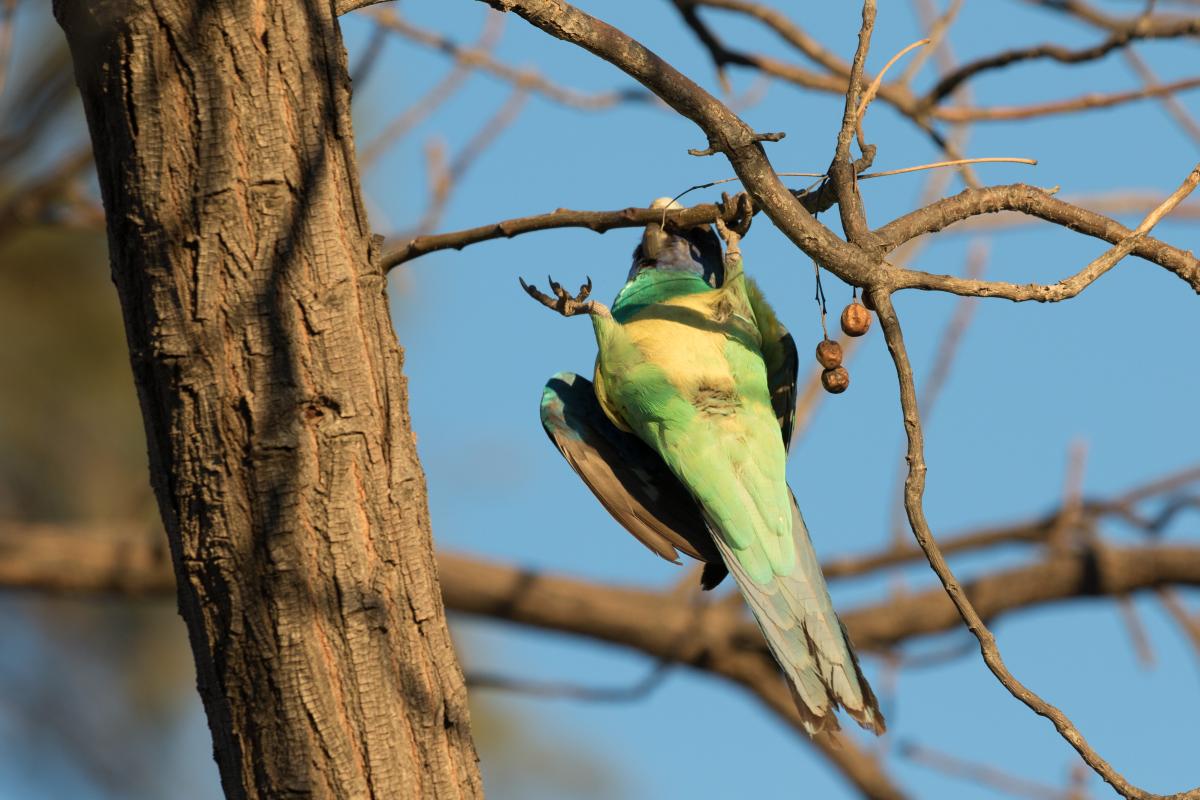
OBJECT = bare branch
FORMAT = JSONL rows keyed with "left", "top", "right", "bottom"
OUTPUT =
{"left": 897, "top": 0, "right": 963, "bottom": 84}
{"left": 686, "top": 0, "right": 852, "bottom": 77}
{"left": 873, "top": 288, "right": 1200, "bottom": 800}
{"left": 411, "top": 87, "right": 530, "bottom": 236}
{"left": 856, "top": 37, "right": 929, "bottom": 128}
{"left": 933, "top": 76, "right": 1200, "bottom": 123}
{"left": 831, "top": 0, "right": 880, "bottom": 248}
{"left": 920, "top": 193, "right": 1200, "bottom": 234}
{"left": 0, "top": 146, "right": 99, "bottom": 242}
{"left": 478, "top": 0, "right": 880, "bottom": 285}
{"left": 900, "top": 742, "right": 1081, "bottom": 800}
{"left": 381, "top": 201, "right": 739, "bottom": 269}
{"left": 358, "top": 11, "right": 506, "bottom": 168}
{"left": 1022, "top": 0, "right": 1200, "bottom": 37}
{"left": 874, "top": 182, "right": 1200, "bottom": 294}
{"left": 466, "top": 662, "right": 672, "bottom": 702}
{"left": 887, "top": 243, "right": 987, "bottom": 543}
{"left": 366, "top": 7, "right": 654, "bottom": 110}
{"left": 6, "top": 521, "right": 1200, "bottom": 659}
{"left": 891, "top": 163, "right": 1200, "bottom": 300}
{"left": 1123, "top": 48, "right": 1200, "bottom": 144}
{"left": 6, "top": 511, "right": 1200, "bottom": 800}
{"left": 1156, "top": 588, "right": 1200, "bottom": 661}
{"left": 825, "top": 464, "right": 1200, "bottom": 579}
{"left": 926, "top": 23, "right": 1195, "bottom": 106}
{"left": 859, "top": 157, "right": 1036, "bottom": 179}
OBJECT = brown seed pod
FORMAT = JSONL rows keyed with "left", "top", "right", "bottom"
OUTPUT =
{"left": 815, "top": 339, "right": 843, "bottom": 369}
{"left": 840, "top": 302, "right": 872, "bottom": 337}
{"left": 821, "top": 366, "right": 850, "bottom": 394}
{"left": 860, "top": 288, "right": 876, "bottom": 311}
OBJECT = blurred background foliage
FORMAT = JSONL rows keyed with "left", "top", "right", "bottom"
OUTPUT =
{"left": 0, "top": 10, "right": 621, "bottom": 800}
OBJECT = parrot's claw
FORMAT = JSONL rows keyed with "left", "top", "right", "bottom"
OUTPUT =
{"left": 520, "top": 275, "right": 610, "bottom": 319}
{"left": 715, "top": 192, "right": 753, "bottom": 255}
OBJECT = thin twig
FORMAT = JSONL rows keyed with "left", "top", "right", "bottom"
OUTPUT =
{"left": 898, "top": 0, "right": 964, "bottom": 84}
{"left": 1116, "top": 596, "right": 1156, "bottom": 668}
{"left": 359, "top": 11, "right": 506, "bottom": 168}
{"left": 934, "top": 77, "right": 1200, "bottom": 122}
{"left": 789, "top": 333, "right": 862, "bottom": 446}
{"left": 925, "top": 193, "right": 1200, "bottom": 233}
{"left": 892, "top": 163, "right": 1200, "bottom": 300}
{"left": 855, "top": 38, "right": 930, "bottom": 124}
{"left": 366, "top": 7, "right": 653, "bottom": 110}
{"left": 832, "top": 0, "right": 879, "bottom": 246}
{"left": 901, "top": 742, "right": 1081, "bottom": 800}
{"left": 1020, "top": 0, "right": 1199, "bottom": 38}
{"left": 925, "top": 25, "right": 1187, "bottom": 106}
{"left": 889, "top": 242, "right": 987, "bottom": 544}
{"left": 687, "top": 0, "right": 852, "bottom": 77}
{"left": 874, "top": 288, "right": 1200, "bottom": 799}
{"left": 411, "top": 87, "right": 530, "bottom": 236}
{"left": 466, "top": 660, "right": 673, "bottom": 701}
{"left": 1047, "top": 440, "right": 1090, "bottom": 554}
{"left": 349, "top": 22, "right": 388, "bottom": 88}
{"left": 1122, "top": 49, "right": 1200, "bottom": 145}
{"left": 822, "top": 465, "right": 1200, "bottom": 579}
{"left": 859, "top": 157, "right": 1036, "bottom": 179}
{"left": 381, "top": 202, "right": 737, "bottom": 270}
{"left": 1156, "top": 588, "right": 1200, "bottom": 660}
{"left": 671, "top": 156, "right": 1035, "bottom": 196}
{"left": 905, "top": 0, "right": 984, "bottom": 188}
{"left": 836, "top": 0, "right": 876, "bottom": 163}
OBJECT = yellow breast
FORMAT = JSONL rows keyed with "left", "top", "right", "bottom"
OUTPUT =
{"left": 621, "top": 291, "right": 756, "bottom": 390}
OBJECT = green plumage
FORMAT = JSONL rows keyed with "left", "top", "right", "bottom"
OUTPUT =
{"left": 594, "top": 262, "right": 793, "bottom": 583}
{"left": 536, "top": 221, "right": 882, "bottom": 734}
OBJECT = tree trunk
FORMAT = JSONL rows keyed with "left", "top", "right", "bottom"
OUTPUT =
{"left": 53, "top": 2, "right": 482, "bottom": 798}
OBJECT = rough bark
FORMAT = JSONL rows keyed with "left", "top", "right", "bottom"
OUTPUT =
{"left": 52, "top": 2, "right": 482, "bottom": 798}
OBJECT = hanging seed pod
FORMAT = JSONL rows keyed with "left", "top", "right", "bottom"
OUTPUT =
{"left": 840, "top": 301, "right": 871, "bottom": 337}
{"left": 860, "top": 288, "right": 876, "bottom": 311}
{"left": 821, "top": 366, "right": 850, "bottom": 394}
{"left": 815, "top": 339, "right": 843, "bottom": 369}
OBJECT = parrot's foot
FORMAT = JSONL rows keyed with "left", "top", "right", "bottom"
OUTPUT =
{"left": 715, "top": 192, "right": 753, "bottom": 257}
{"left": 520, "top": 275, "right": 611, "bottom": 319}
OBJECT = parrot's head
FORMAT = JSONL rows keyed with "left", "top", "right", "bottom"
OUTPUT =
{"left": 628, "top": 197, "right": 724, "bottom": 288}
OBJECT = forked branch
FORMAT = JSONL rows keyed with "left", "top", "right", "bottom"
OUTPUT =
{"left": 873, "top": 289, "right": 1200, "bottom": 800}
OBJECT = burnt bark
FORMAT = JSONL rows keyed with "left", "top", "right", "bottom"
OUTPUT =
{"left": 53, "top": 2, "right": 482, "bottom": 798}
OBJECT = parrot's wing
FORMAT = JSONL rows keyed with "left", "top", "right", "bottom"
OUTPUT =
{"left": 743, "top": 276, "right": 798, "bottom": 449}
{"left": 766, "top": 328, "right": 798, "bottom": 449}
{"left": 540, "top": 372, "right": 728, "bottom": 588}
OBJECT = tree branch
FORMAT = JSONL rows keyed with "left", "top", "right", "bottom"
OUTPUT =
{"left": 823, "top": 464, "right": 1200, "bottom": 579}
{"left": 477, "top": 0, "right": 879, "bottom": 286}
{"left": 873, "top": 289, "right": 1200, "bottom": 800}
{"left": 874, "top": 183, "right": 1200, "bottom": 294}
{"left": 381, "top": 202, "right": 739, "bottom": 269}
{"left": 933, "top": 76, "right": 1200, "bottom": 123}
{"left": 6, "top": 519, "right": 1200, "bottom": 796}
{"left": 4, "top": 522, "right": 1199, "bottom": 658}
{"left": 1023, "top": 0, "right": 1200, "bottom": 38}
{"left": 364, "top": 7, "right": 655, "bottom": 110}
{"left": 926, "top": 22, "right": 1199, "bottom": 105}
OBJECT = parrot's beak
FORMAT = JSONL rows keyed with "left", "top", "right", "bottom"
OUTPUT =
{"left": 641, "top": 221, "right": 669, "bottom": 261}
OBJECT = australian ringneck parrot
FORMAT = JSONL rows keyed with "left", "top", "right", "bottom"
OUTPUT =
{"left": 533, "top": 199, "right": 884, "bottom": 735}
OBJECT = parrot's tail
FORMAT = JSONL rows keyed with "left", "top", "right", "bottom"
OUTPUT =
{"left": 710, "top": 489, "right": 885, "bottom": 735}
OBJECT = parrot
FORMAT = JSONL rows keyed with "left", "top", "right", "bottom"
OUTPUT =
{"left": 524, "top": 196, "right": 883, "bottom": 735}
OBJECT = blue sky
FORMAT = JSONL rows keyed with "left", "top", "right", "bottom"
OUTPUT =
{"left": 3, "top": 1, "right": 1199, "bottom": 798}
{"left": 348, "top": 2, "right": 1199, "bottom": 797}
